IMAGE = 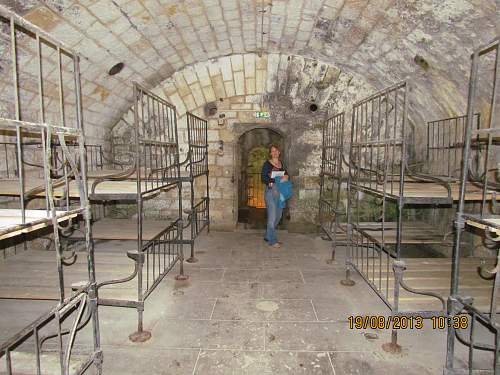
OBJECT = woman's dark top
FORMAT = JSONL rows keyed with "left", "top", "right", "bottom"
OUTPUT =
{"left": 261, "top": 160, "right": 288, "bottom": 187}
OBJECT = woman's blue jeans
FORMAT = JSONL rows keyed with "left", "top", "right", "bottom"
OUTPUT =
{"left": 264, "top": 186, "right": 283, "bottom": 245}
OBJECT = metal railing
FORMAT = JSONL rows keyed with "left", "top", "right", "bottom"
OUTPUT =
{"left": 319, "top": 112, "right": 347, "bottom": 261}
{"left": 90, "top": 83, "right": 180, "bottom": 199}
{"left": 0, "top": 290, "right": 101, "bottom": 375}
{"left": 0, "top": 5, "right": 101, "bottom": 374}
{"left": 426, "top": 114, "right": 480, "bottom": 180}
{"left": 446, "top": 37, "right": 500, "bottom": 375}
{"left": 97, "top": 219, "right": 182, "bottom": 342}
{"left": 53, "top": 143, "right": 104, "bottom": 175}
{"left": 94, "top": 83, "right": 186, "bottom": 343}
{"left": 0, "top": 142, "right": 104, "bottom": 180}
{"left": 179, "top": 112, "right": 210, "bottom": 263}
{"left": 349, "top": 82, "right": 409, "bottom": 199}
{"left": 343, "top": 81, "right": 448, "bottom": 353}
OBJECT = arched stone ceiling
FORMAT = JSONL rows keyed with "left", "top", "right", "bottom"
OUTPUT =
{"left": 2, "top": 0, "right": 498, "bottom": 136}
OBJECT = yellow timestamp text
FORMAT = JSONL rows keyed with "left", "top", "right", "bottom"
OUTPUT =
{"left": 347, "top": 315, "right": 469, "bottom": 330}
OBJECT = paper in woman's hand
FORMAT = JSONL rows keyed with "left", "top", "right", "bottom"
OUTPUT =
{"left": 271, "top": 171, "right": 285, "bottom": 178}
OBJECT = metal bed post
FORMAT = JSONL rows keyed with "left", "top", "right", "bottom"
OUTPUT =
{"left": 318, "top": 112, "right": 347, "bottom": 264}
{"left": 333, "top": 113, "right": 346, "bottom": 261}
{"left": 10, "top": 17, "right": 25, "bottom": 226}
{"left": 129, "top": 84, "right": 150, "bottom": 342}
{"left": 182, "top": 112, "right": 210, "bottom": 264}
{"left": 341, "top": 109, "right": 357, "bottom": 287}
{"left": 319, "top": 117, "right": 326, "bottom": 239}
{"left": 74, "top": 53, "right": 102, "bottom": 371}
{"left": 0, "top": 6, "right": 102, "bottom": 373}
{"left": 186, "top": 114, "right": 197, "bottom": 263}
{"left": 382, "top": 81, "right": 409, "bottom": 354}
{"left": 445, "top": 37, "right": 500, "bottom": 375}
{"left": 446, "top": 44, "right": 480, "bottom": 373}
{"left": 175, "top": 105, "right": 188, "bottom": 280}
{"left": 205, "top": 115, "right": 210, "bottom": 234}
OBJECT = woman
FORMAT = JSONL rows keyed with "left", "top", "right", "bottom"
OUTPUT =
{"left": 261, "top": 144, "right": 289, "bottom": 248}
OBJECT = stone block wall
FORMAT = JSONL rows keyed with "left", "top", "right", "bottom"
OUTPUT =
{"left": 111, "top": 52, "right": 374, "bottom": 230}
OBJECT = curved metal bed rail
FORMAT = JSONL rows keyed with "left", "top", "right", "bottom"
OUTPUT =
{"left": 393, "top": 260, "right": 447, "bottom": 312}
{"left": 90, "top": 166, "right": 136, "bottom": 195}
{"left": 96, "top": 253, "right": 140, "bottom": 290}
{"left": 0, "top": 291, "right": 98, "bottom": 375}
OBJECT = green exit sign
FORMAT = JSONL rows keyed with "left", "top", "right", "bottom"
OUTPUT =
{"left": 255, "top": 111, "right": 270, "bottom": 119}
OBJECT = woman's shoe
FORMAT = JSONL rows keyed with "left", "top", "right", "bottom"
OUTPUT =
{"left": 270, "top": 243, "right": 281, "bottom": 248}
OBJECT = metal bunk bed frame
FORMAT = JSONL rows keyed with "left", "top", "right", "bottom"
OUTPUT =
{"left": 426, "top": 114, "right": 480, "bottom": 182}
{"left": 0, "top": 5, "right": 101, "bottom": 374}
{"left": 318, "top": 112, "right": 348, "bottom": 262}
{"left": 179, "top": 112, "right": 210, "bottom": 263}
{"left": 341, "top": 81, "right": 452, "bottom": 353}
{"left": 445, "top": 37, "right": 500, "bottom": 375}
{"left": 92, "top": 83, "right": 187, "bottom": 343}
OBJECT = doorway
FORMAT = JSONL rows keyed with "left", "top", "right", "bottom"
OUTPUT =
{"left": 237, "top": 128, "right": 285, "bottom": 229}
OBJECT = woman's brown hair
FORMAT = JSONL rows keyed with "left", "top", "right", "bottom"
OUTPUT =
{"left": 268, "top": 144, "right": 280, "bottom": 155}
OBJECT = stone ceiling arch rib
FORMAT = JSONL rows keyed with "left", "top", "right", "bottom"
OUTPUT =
{"left": 112, "top": 52, "right": 374, "bottom": 142}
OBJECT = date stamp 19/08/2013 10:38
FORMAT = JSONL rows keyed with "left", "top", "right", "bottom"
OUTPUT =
{"left": 347, "top": 315, "right": 469, "bottom": 330}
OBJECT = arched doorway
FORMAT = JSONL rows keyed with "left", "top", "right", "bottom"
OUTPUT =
{"left": 237, "top": 128, "right": 286, "bottom": 229}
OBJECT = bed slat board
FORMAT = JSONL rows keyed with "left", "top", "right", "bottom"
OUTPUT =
{"left": 0, "top": 178, "right": 176, "bottom": 199}
{"left": 354, "top": 181, "right": 497, "bottom": 201}
{"left": 70, "top": 218, "right": 174, "bottom": 241}
{"left": 354, "top": 221, "right": 450, "bottom": 244}
{"left": 87, "top": 168, "right": 190, "bottom": 179}
{"left": 325, "top": 222, "right": 449, "bottom": 244}
{"left": 0, "top": 209, "right": 77, "bottom": 240}
{"left": 466, "top": 217, "right": 500, "bottom": 235}
{"left": 0, "top": 249, "right": 178, "bottom": 300}
{"left": 353, "top": 257, "right": 496, "bottom": 313}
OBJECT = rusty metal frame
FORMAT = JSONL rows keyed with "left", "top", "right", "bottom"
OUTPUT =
{"left": 93, "top": 83, "right": 186, "bottom": 343}
{"left": 179, "top": 112, "right": 210, "bottom": 263}
{"left": 445, "top": 37, "right": 500, "bottom": 375}
{"left": 342, "top": 81, "right": 450, "bottom": 353}
{"left": 0, "top": 5, "right": 101, "bottom": 374}
{"left": 426, "top": 114, "right": 481, "bottom": 181}
{"left": 318, "top": 112, "right": 348, "bottom": 262}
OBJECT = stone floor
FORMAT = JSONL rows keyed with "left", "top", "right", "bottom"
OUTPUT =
{"left": 0, "top": 230, "right": 493, "bottom": 374}
{"left": 89, "top": 230, "right": 488, "bottom": 375}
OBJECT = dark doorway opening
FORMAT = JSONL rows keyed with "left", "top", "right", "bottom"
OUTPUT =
{"left": 237, "top": 128, "right": 286, "bottom": 229}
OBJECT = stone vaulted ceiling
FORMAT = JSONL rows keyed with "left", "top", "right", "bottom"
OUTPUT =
{"left": 2, "top": 0, "right": 499, "bottom": 137}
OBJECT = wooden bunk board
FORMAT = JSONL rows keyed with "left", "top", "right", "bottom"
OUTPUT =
{"left": 87, "top": 168, "right": 187, "bottom": 179}
{"left": 0, "top": 178, "right": 176, "bottom": 200}
{"left": 0, "top": 209, "right": 77, "bottom": 241}
{"left": 353, "top": 257, "right": 496, "bottom": 313}
{"left": 321, "top": 223, "right": 348, "bottom": 243}
{"left": 466, "top": 217, "right": 500, "bottom": 236}
{"left": 354, "top": 221, "right": 449, "bottom": 245}
{"left": 354, "top": 181, "right": 497, "bottom": 203}
{"left": 0, "top": 248, "right": 178, "bottom": 301}
{"left": 70, "top": 218, "right": 175, "bottom": 241}
{"left": 322, "top": 221, "right": 446, "bottom": 245}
